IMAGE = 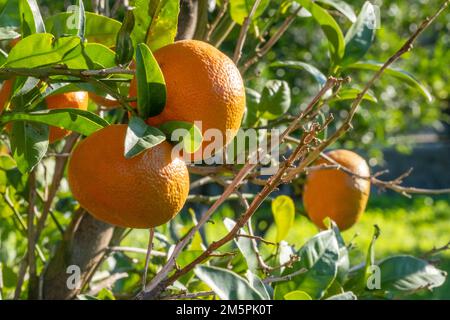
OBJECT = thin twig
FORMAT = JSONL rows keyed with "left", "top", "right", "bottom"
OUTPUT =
{"left": 142, "top": 228, "right": 155, "bottom": 290}
{"left": 108, "top": 246, "right": 166, "bottom": 257}
{"left": 161, "top": 291, "right": 215, "bottom": 300}
{"left": 262, "top": 268, "right": 307, "bottom": 284}
{"left": 206, "top": 0, "right": 229, "bottom": 41}
{"left": 233, "top": 0, "right": 262, "bottom": 63}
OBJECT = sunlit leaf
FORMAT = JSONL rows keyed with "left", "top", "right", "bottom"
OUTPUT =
{"left": 346, "top": 61, "right": 433, "bottom": 102}
{"left": 342, "top": 1, "right": 378, "bottom": 65}
{"left": 158, "top": 121, "right": 203, "bottom": 154}
{"left": 124, "top": 117, "right": 166, "bottom": 159}
{"left": 230, "top": 0, "right": 270, "bottom": 25}
{"left": 296, "top": 0, "right": 346, "bottom": 67}
{"left": 284, "top": 290, "right": 312, "bottom": 300}
{"left": 272, "top": 195, "right": 295, "bottom": 242}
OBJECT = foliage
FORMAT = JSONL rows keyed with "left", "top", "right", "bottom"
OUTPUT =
{"left": 0, "top": 0, "right": 448, "bottom": 301}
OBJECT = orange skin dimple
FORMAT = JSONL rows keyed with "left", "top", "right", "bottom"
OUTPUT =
{"left": 129, "top": 40, "right": 246, "bottom": 158}
{"left": 67, "top": 125, "right": 190, "bottom": 229}
{"left": 303, "top": 149, "right": 371, "bottom": 231}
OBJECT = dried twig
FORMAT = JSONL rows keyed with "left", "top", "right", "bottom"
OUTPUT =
{"left": 262, "top": 268, "right": 308, "bottom": 284}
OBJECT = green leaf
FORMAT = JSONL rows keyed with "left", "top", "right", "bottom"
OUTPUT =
{"left": 230, "top": 0, "right": 270, "bottom": 25}
{"left": 317, "top": 0, "right": 356, "bottom": 23}
{"left": 69, "top": 0, "right": 87, "bottom": 41}
{"left": 326, "top": 291, "right": 357, "bottom": 300}
{"left": 132, "top": 0, "right": 180, "bottom": 51}
{"left": 135, "top": 43, "right": 166, "bottom": 118}
{"left": 342, "top": 1, "right": 377, "bottom": 66}
{"left": 270, "top": 61, "right": 327, "bottom": 88}
{"left": 328, "top": 88, "right": 378, "bottom": 104}
{"left": 346, "top": 62, "right": 433, "bottom": 102}
{"left": 295, "top": 0, "right": 345, "bottom": 67}
{"left": 246, "top": 270, "right": 272, "bottom": 300}
{"left": 274, "top": 230, "right": 339, "bottom": 300}
{"left": 1, "top": 109, "right": 109, "bottom": 136}
{"left": 115, "top": 9, "right": 135, "bottom": 65}
{"left": 4, "top": 33, "right": 83, "bottom": 68}
{"left": 0, "top": 0, "right": 21, "bottom": 40}
{"left": 19, "top": 0, "right": 45, "bottom": 37}
{"left": 45, "top": 12, "right": 121, "bottom": 47}
{"left": 84, "top": 43, "right": 116, "bottom": 69}
{"left": 259, "top": 80, "right": 291, "bottom": 120}
{"left": 223, "top": 217, "right": 259, "bottom": 272}
{"left": 158, "top": 121, "right": 202, "bottom": 154}
{"left": 331, "top": 222, "right": 349, "bottom": 284}
{"left": 271, "top": 195, "right": 295, "bottom": 242}
{"left": 194, "top": 265, "right": 265, "bottom": 300}
{"left": 124, "top": 117, "right": 166, "bottom": 159}
{"left": 242, "top": 88, "right": 261, "bottom": 127}
{"left": 378, "top": 255, "right": 447, "bottom": 293}
{"left": 10, "top": 121, "right": 48, "bottom": 173}
{"left": 96, "top": 288, "right": 115, "bottom": 300}
{"left": 284, "top": 290, "right": 312, "bottom": 300}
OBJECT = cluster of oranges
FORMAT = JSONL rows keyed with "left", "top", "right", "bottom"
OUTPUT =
{"left": 0, "top": 38, "right": 371, "bottom": 231}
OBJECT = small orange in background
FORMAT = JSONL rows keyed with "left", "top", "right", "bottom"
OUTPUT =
{"left": 45, "top": 91, "right": 89, "bottom": 143}
{"left": 67, "top": 124, "right": 190, "bottom": 228}
{"left": 129, "top": 40, "right": 246, "bottom": 158}
{"left": 303, "top": 149, "right": 371, "bottom": 231}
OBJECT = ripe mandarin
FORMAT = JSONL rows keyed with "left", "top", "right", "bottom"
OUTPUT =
{"left": 68, "top": 124, "right": 190, "bottom": 228}
{"left": 303, "top": 149, "right": 371, "bottom": 230}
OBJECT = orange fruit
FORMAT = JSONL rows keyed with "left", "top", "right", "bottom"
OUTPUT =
{"left": 129, "top": 40, "right": 245, "bottom": 158}
{"left": 0, "top": 80, "right": 14, "bottom": 112}
{"left": 45, "top": 91, "right": 89, "bottom": 143}
{"left": 89, "top": 92, "right": 121, "bottom": 108}
{"left": 303, "top": 149, "right": 371, "bottom": 231}
{"left": 67, "top": 124, "right": 190, "bottom": 228}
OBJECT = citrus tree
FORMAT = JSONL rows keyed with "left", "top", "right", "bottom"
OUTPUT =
{"left": 0, "top": 0, "right": 449, "bottom": 300}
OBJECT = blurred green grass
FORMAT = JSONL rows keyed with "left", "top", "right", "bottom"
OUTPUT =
{"left": 123, "top": 194, "right": 450, "bottom": 299}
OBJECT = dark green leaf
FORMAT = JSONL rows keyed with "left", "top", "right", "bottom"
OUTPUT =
{"left": 194, "top": 265, "right": 265, "bottom": 300}
{"left": 378, "top": 255, "right": 447, "bottom": 293}
{"left": 317, "top": 0, "right": 356, "bottom": 22}
{"left": 0, "top": 109, "right": 109, "bottom": 136}
{"left": 274, "top": 230, "right": 339, "bottom": 300}
{"left": 45, "top": 12, "right": 121, "bottom": 47}
{"left": 19, "top": 0, "right": 45, "bottom": 37}
{"left": 0, "top": 0, "right": 21, "bottom": 40}
{"left": 328, "top": 88, "right": 378, "bottom": 104}
{"left": 342, "top": 2, "right": 378, "bottom": 66}
{"left": 158, "top": 121, "right": 202, "bottom": 153}
{"left": 296, "top": 0, "right": 346, "bottom": 67}
{"left": 115, "top": 9, "right": 135, "bottom": 65}
{"left": 223, "top": 217, "right": 259, "bottom": 272}
{"left": 10, "top": 121, "right": 48, "bottom": 173}
{"left": 259, "top": 80, "right": 291, "bottom": 120}
{"left": 124, "top": 117, "right": 166, "bottom": 159}
{"left": 270, "top": 61, "right": 327, "bottom": 88}
{"left": 135, "top": 43, "right": 166, "bottom": 118}
{"left": 346, "top": 62, "right": 433, "bottom": 102}
{"left": 242, "top": 88, "right": 261, "bottom": 128}
{"left": 246, "top": 270, "right": 272, "bottom": 300}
